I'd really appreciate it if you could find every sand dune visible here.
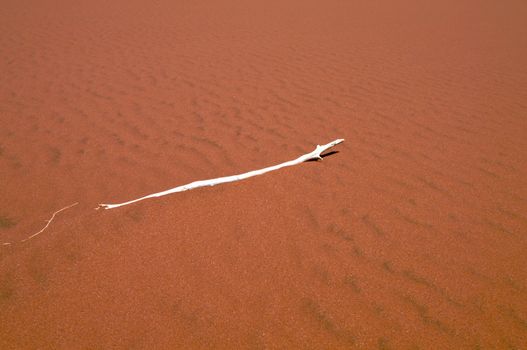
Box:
[1,0,527,348]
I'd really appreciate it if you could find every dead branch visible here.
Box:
[97,139,344,210]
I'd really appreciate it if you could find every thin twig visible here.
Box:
[21,202,79,242]
[97,139,344,210]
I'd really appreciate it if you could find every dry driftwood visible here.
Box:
[97,139,344,210]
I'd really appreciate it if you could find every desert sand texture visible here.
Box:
[1,0,527,348]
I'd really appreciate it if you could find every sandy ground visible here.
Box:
[1,0,527,348]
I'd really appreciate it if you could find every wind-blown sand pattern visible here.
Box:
[1,0,527,348]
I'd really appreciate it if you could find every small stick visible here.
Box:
[21,202,79,242]
[97,139,344,210]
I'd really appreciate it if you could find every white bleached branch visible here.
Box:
[21,202,79,242]
[97,139,344,210]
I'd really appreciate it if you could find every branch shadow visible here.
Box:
[306,150,340,162]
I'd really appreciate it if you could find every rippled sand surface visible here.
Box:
[1,0,526,348]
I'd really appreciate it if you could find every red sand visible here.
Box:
[1,0,527,348]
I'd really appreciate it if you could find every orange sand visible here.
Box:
[1,0,527,348]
